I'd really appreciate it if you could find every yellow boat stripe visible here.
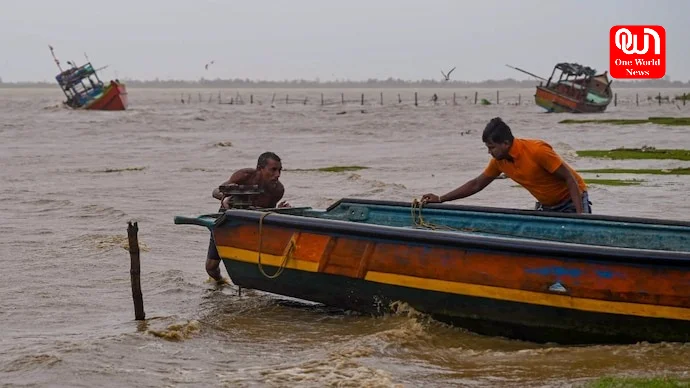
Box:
[217,245,319,272]
[215,245,690,321]
[365,271,690,321]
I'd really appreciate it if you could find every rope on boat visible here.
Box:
[411,199,466,231]
[410,199,587,244]
[257,211,295,279]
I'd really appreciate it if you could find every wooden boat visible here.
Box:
[509,62,613,113]
[175,198,690,344]
[49,46,128,111]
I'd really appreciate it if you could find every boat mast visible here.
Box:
[545,66,558,87]
[504,64,547,82]
[49,45,73,101]
[48,45,64,73]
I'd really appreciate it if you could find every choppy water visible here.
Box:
[1,87,689,387]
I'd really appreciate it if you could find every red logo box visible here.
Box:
[610,25,666,79]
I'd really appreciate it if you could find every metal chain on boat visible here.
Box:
[257,212,295,279]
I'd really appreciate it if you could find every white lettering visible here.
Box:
[634,58,661,66]
[625,69,651,76]
[615,27,661,55]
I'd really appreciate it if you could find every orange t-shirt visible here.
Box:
[482,138,587,206]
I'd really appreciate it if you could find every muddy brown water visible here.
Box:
[1,88,689,387]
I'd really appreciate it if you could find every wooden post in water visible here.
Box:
[518,94,521,105]
[684,93,687,106]
[496,90,499,104]
[414,92,418,106]
[286,94,289,104]
[658,92,662,105]
[453,92,456,105]
[198,93,202,103]
[397,94,401,103]
[361,93,364,105]
[474,92,478,105]
[341,93,344,105]
[127,221,145,321]
[614,93,617,107]
[380,92,383,105]
[321,93,324,106]
[636,93,639,106]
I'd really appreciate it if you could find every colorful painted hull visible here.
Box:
[84,81,128,111]
[175,199,690,344]
[535,86,610,113]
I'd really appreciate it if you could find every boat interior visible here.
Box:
[266,199,690,253]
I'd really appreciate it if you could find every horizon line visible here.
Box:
[1,77,688,88]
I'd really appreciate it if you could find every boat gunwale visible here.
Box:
[535,85,611,107]
[216,207,690,266]
[326,198,690,227]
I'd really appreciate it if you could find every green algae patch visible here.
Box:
[100,166,146,173]
[648,117,690,125]
[559,119,649,125]
[513,178,643,187]
[579,167,690,175]
[288,165,370,173]
[576,148,690,161]
[585,178,643,186]
[560,117,690,126]
[586,376,690,388]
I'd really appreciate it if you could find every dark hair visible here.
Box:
[482,117,514,144]
[257,152,281,168]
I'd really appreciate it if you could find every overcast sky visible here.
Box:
[1,0,687,82]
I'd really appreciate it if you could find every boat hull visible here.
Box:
[224,259,690,344]
[84,81,128,111]
[535,86,609,113]
[178,199,690,344]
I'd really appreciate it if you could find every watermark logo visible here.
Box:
[610,25,665,79]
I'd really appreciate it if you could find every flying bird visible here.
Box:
[441,66,456,81]
[205,60,215,70]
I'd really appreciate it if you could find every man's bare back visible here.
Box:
[206,152,288,283]
[217,168,285,209]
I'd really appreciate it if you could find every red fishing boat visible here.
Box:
[49,46,128,111]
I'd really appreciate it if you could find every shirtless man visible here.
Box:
[206,152,289,282]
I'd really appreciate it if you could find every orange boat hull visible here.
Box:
[85,81,128,111]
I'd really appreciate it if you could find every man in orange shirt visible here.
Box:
[422,117,591,213]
